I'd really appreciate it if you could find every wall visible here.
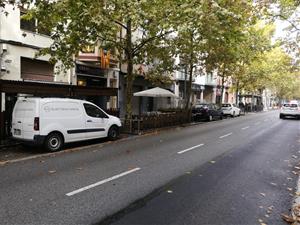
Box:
[0,5,71,83]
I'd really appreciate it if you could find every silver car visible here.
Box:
[221,103,241,117]
[279,103,300,119]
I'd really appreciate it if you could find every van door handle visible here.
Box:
[17,121,22,123]
[87,120,92,122]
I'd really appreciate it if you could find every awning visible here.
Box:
[0,79,117,96]
[133,87,178,98]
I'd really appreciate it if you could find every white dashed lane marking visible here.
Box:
[177,144,205,154]
[219,133,233,139]
[66,167,141,196]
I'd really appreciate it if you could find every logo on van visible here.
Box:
[44,106,79,112]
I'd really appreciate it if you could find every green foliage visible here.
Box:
[2,0,299,111]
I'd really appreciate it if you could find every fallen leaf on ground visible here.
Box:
[287,187,293,192]
[48,170,56,174]
[292,205,300,217]
[40,160,45,163]
[265,214,270,218]
[186,171,191,174]
[295,192,300,196]
[260,193,266,197]
[281,213,295,223]
[295,166,300,170]
[292,171,298,175]
[270,182,277,186]
[167,190,173,193]
[210,161,216,164]
[292,155,298,159]
[267,210,272,214]
[287,177,293,181]
[259,206,264,209]
[258,219,263,223]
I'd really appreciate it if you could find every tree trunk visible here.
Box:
[185,61,193,109]
[125,19,133,120]
[220,75,225,106]
[235,80,239,104]
[185,31,194,110]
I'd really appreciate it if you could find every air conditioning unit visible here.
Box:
[1,65,6,72]
[0,43,7,54]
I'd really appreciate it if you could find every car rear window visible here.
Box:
[194,104,208,108]
[283,104,298,108]
[222,104,231,107]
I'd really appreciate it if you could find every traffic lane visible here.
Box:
[0,111,280,224]
[2,118,282,223]
[0,111,281,224]
[0,110,277,196]
[108,116,300,225]
[0,110,273,165]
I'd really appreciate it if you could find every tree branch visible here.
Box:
[132,30,174,56]
[114,20,127,30]
[268,12,300,31]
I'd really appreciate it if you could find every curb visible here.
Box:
[291,176,300,224]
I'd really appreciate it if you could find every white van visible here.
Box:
[11,98,122,151]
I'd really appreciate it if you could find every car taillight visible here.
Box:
[34,117,39,131]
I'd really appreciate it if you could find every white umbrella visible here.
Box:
[133,87,178,98]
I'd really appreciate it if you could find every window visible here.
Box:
[20,11,36,32]
[283,104,298,108]
[20,11,51,36]
[84,103,108,118]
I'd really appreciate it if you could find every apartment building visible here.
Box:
[0,5,118,140]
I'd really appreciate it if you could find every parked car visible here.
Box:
[192,103,223,122]
[221,103,241,117]
[279,103,300,119]
[11,98,122,151]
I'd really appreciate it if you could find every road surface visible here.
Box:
[0,111,299,225]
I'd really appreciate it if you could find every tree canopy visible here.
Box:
[1,0,299,112]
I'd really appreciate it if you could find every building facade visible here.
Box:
[0,5,118,140]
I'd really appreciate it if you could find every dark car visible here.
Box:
[192,103,223,122]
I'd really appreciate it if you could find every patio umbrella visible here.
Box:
[133,87,178,98]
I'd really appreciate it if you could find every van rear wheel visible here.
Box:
[108,126,119,141]
[45,132,63,152]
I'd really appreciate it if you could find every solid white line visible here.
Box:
[177,144,205,154]
[66,167,141,196]
[242,126,250,130]
[219,133,233,139]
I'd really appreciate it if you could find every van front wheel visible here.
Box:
[45,132,64,152]
[108,126,119,141]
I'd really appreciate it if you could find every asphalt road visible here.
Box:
[0,111,299,225]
